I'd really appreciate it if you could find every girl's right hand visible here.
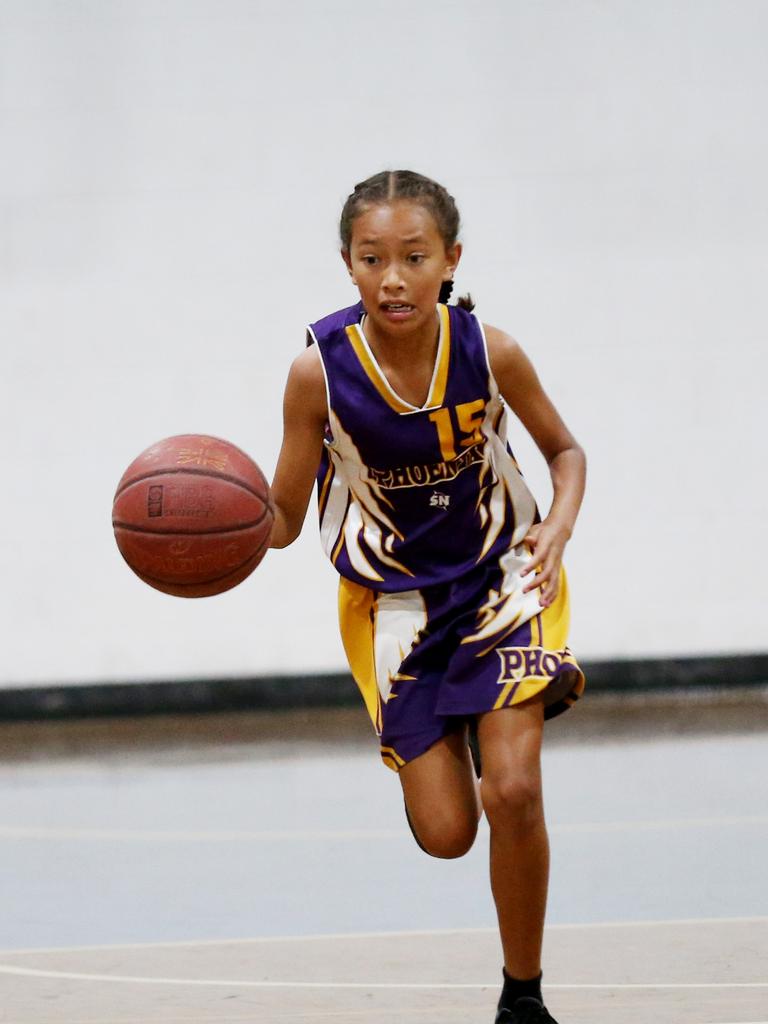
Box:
[520,518,571,608]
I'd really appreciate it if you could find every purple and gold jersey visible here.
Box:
[308,301,584,772]
[310,301,538,593]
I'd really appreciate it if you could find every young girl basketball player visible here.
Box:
[269,170,586,1024]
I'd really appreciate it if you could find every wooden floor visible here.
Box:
[2,688,767,1023]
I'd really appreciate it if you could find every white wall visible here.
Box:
[1,1,766,686]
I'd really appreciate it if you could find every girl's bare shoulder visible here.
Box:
[481,322,530,380]
[483,325,528,366]
[284,344,327,420]
[289,342,324,382]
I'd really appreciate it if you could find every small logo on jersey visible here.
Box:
[429,491,450,510]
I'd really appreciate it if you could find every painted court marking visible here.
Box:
[2,915,765,956]
[0,826,406,842]
[1,814,767,843]
[1,918,766,992]
[0,964,767,990]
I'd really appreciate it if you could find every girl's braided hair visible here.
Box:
[339,170,474,311]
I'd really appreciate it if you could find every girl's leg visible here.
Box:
[477,700,548,979]
[398,725,482,859]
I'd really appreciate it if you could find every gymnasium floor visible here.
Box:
[1,687,767,1024]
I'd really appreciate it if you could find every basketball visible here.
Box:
[112,434,273,597]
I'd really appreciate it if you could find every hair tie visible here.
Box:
[439,279,454,304]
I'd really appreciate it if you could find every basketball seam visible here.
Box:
[130,535,271,592]
[113,467,270,504]
[112,508,272,536]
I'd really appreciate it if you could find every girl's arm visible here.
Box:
[485,325,586,608]
[269,346,328,549]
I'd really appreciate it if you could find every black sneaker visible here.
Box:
[495,997,559,1023]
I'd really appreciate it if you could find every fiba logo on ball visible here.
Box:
[147,485,164,517]
[164,483,216,517]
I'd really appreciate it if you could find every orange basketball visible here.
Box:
[112,434,273,597]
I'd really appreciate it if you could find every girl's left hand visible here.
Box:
[520,519,571,608]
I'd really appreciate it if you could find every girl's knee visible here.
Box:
[480,774,543,831]
[405,802,478,859]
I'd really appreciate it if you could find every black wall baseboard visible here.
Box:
[0,653,765,722]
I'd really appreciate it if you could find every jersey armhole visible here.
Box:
[472,313,502,403]
[306,324,335,443]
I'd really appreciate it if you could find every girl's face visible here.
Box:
[343,200,461,339]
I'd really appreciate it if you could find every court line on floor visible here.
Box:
[1,814,767,843]
[0,1016,549,1024]
[0,963,767,990]
[2,915,765,956]
[14,1012,768,1024]
[0,825,406,842]
[18,1016,463,1024]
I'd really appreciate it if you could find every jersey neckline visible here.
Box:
[343,304,451,416]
